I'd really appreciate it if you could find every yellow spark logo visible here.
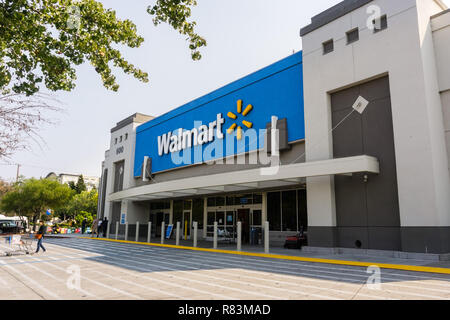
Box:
[227,100,253,140]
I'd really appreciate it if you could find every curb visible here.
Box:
[79,237,450,275]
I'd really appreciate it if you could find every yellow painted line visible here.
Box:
[80,237,450,275]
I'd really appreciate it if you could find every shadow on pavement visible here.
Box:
[44,237,450,286]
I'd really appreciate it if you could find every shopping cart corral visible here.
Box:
[0,234,35,256]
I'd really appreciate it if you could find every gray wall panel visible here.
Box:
[401,227,450,254]
[331,76,401,251]
[307,227,338,247]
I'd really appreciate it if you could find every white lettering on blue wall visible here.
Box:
[157,113,225,156]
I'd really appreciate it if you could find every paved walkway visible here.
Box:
[1,237,449,300]
[83,234,450,269]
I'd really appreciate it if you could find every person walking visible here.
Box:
[81,218,87,234]
[35,221,46,254]
[97,219,102,238]
[91,218,98,238]
[102,217,108,238]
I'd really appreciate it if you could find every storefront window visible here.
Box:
[216,196,225,207]
[207,212,216,225]
[226,211,234,225]
[183,200,192,211]
[192,199,204,229]
[225,196,234,206]
[150,201,170,210]
[252,210,262,226]
[236,194,253,205]
[216,211,225,226]
[297,189,308,231]
[173,200,183,223]
[150,202,162,210]
[282,190,297,231]
[253,194,262,204]
[267,192,281,231]
[207,197,216,207]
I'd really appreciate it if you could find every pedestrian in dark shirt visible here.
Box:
[102,217,108,238]
[97,219,102,238]
[35,221,46,254]
[81,218,87,234]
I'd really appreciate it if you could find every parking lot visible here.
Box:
[1,237,450,300]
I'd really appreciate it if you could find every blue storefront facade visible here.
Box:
[101,52,310,246]
[134,52,305,176]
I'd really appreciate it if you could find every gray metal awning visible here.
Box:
[107,155,379,202]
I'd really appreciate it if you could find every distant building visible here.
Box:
[46,172,99,191]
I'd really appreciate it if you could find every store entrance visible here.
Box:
[152,211,169,237]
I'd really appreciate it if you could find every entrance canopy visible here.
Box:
[108,155,379,202]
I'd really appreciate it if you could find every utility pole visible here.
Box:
[16,164,21,182]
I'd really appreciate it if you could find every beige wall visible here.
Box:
[103,121,148,224]
[432,10,450,92]
[441,90,450,170]
[432,10,450,171]
[302,0,450,227]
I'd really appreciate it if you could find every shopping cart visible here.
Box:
[0,234,35,256]
[217,227,234,244]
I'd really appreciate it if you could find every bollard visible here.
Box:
[125,222,129,241]
[175,221,180,246]
[176,221,180,246]
[147,221,152,243]
[106,221,111,239]
[264,221,269,253]
[213,221,218,249]
[135,221,140,242]
[115,221,119,240]
[193,221,198,247]
[161,221,165,244]
[237,221,242,252]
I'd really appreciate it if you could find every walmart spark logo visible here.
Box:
[227,100,253,140]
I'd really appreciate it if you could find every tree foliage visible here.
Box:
[75,210,93,227]
[75,174,87,194]
[0,178,74,226]
[148,0,206,61]
[0,0,206,96]
[67,189,97,218]
[0,0,149,96]
[0,0,205,158]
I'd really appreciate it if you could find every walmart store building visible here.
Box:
[98,0,450,255]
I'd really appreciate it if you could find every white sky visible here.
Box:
[1,0,449,181]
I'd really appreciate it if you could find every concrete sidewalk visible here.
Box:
[84,235,450,271]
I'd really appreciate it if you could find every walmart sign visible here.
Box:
[158,113,226,156]
[134,52,305,175]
